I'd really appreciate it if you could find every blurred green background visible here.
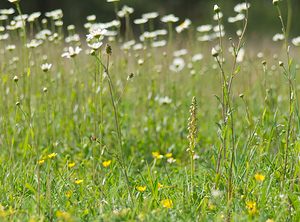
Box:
[2,0,300,37]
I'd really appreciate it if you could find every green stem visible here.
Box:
[94,54,134,206]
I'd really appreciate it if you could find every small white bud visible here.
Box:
[273,0,279,6]
[127,73,134,80]
[279,61,284,67]
[214,4,221,13]
[13,75,19,82]
[211,48,219,57]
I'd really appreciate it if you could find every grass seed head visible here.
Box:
[187,96,198,153]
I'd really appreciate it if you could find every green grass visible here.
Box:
[1,1,300,221]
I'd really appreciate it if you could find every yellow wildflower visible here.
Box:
[75,179,83,185]
[102,160,112,168]
[56,211,72,221]
[47,153,57,159]
[158,182,163,189]
[161,199,173,209]
[266,219,274,222]
[65,190,72,198]
[208,202,216,211]
[165,153,172,158]
[246,201,258,215]
[38,159,45,165]
[68,162,76,168]
[254,173,265,182]
[0,205,14,217]
[152,151,163,159]
[136,186,146,192]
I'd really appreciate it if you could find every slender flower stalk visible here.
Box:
[187,96,197,200]
[93,44,134,206]
[212,3,249,218]
[274,0,295,188]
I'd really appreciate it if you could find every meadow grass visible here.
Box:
[0,0,300,221]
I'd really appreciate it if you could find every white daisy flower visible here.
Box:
[197,24,212,33]
[41,63,52,72]
[234,2,251,13]
[292,36,300,46]
[169,57,185,72]
[175,19,192,33]
[161,14,179,23]
[142,12,159,20]
[272,33,284,42]
[61,46,82,58]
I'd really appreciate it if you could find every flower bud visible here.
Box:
[8,0,20,4]
[279,61,284,67]
[89,49,96,56]
[214,4,220,13]
[13,75,19,82]
[106,44,112,55]
[273,0,279,6]
[127,73,134,80]
[211,48,219,57]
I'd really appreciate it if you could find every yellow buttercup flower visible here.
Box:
[152,151,163,159]
[68,162,76,168]
[165,153,172,158]
[208,202,216,211]
[102,160,112,168]
[56,211,72,220]
[254,173,265,182]
[158,182,163,189]
[136,186,146,192]
[38,159,45,165]
[47,153,57,159]
[161,199,173,209]
[75,179,83,185]
[65,190,72,198]
[246,201,258,215]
